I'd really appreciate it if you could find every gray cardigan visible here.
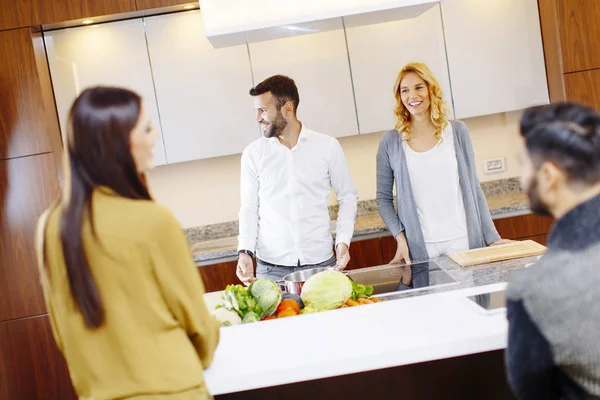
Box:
[376,120,500,262]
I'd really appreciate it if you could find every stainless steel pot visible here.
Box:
[277,267,349,295]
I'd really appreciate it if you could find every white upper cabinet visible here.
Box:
[441,0,549,119]
[144,11,258,164]
[345,5,453,134]
[247,19,359,138]
[44,19,167,166]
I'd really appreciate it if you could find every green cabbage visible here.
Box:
[242,311,260,324]
[249,279,282,317]
[301,270,353,311]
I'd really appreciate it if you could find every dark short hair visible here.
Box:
[249,75,300,113]
[520,102,600,185]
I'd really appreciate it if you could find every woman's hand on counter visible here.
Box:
[489,239,515,246]
[389,232,412,265]
[236,253,256,286]
[335,243,351,270]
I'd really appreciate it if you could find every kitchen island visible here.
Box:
[204,255,538,399]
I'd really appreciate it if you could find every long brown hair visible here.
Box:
[45,87,152,328]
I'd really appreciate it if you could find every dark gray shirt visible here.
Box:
[506,194,600,399]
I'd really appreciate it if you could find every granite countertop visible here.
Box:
[190,187,531,264]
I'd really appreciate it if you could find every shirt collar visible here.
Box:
[298,125,312,142]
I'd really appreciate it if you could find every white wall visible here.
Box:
[146,111,523,229]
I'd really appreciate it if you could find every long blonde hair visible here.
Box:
[393,62,448,141]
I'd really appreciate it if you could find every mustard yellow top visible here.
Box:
[37,188,220,400]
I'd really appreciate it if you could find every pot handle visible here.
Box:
[276,280,287,292]
[326,266,350,276]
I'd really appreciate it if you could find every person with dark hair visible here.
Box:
[36,87,220,400]
[505,102,600,399]
[236,75,358,284]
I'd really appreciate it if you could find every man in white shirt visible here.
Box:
[236,75,358,284]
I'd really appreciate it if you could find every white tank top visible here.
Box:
[402,124,468,243]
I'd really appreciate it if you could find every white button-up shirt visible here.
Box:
[238,127,358,266]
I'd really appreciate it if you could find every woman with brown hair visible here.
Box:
[377,62,509,265]
[36,87,220,400]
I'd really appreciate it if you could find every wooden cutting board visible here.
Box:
[448,240,547,267]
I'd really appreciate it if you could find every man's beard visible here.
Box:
[527,175,553,217]
[263,110,287,138]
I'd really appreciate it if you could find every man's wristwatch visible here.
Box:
[238,249,254,258]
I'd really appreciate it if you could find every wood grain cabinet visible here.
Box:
[0,316,77,400]
[198,260,240,293]
[557,0,600,74]
[0,28,53,160]
[564,69,600,111]
[492,214,554,244]
[0,154,60,321]
[0,0,136,31]
[136,0,194,10]
[346,238,384,270]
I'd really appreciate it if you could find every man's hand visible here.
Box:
[335,243,351,270]
[389,232,411,265]
[490,239,515,246]
[236,253,256,286]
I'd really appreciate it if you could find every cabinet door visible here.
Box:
[441,0,549,119]
[557,0,600,74]
[197,260,240,293]
[345,5,453,134]
[0,316,77,400]
[44,19,167,166]
[493,214,554,240]
[346,237,384,270]
[0,28,53,159]
[248,19,359,138]
[144,11,258,163]
[565,69,600,111]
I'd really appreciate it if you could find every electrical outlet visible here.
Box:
[483,157,506,174]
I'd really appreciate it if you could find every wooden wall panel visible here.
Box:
[564,69,600,111]
[537,0,566,101]
[557,0,600,74]
[0,315,77,400]
[0,154,60,321]
[0,0,136,31]
[136,0,196,11]
[0,28,52,160]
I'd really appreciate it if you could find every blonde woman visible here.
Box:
[376,62,509,264]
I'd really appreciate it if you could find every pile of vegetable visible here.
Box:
[213,272,381,327]
[214,279,282,326]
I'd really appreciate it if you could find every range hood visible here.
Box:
[201,0,441,48]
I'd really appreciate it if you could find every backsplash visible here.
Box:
[184,177,523,242]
